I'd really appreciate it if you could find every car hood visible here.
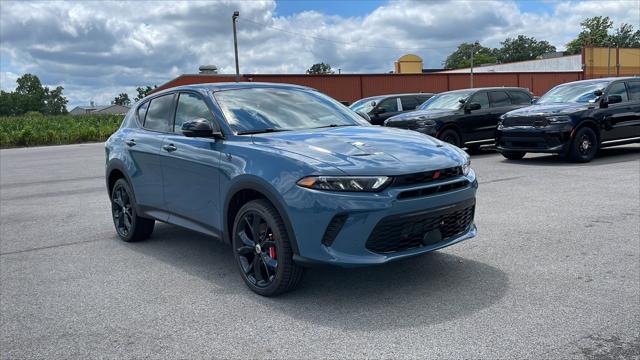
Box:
[385,109,456,124]
[505,103,594,117]
[250,126,466,176]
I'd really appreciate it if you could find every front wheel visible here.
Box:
[438,129,461,147]
[568,127,598,163]
[232,199,304,296]
[500,151,526,160]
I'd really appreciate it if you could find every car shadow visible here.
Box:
[120,223,509,330]
[499,144,640,167]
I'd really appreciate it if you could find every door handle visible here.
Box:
[163,144,177,152]
[125,139,136,147]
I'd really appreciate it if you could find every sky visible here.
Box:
[1,0,639,108]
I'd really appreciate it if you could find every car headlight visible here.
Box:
[297,176,392,192]
[462,158,471,176]
[546,115,571,123]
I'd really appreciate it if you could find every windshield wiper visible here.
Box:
[236,128,289,135]
[311,124,358,129]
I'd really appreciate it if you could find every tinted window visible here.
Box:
[137,101,149,123]
[400,96,419,111]
[607,82,629,102]
[416,95,433,104]
[377,98,398,113]
[174,93,215,133]
[469,92,489,109]
[489,91,511,107]
[144,94,174,132]
[628,81,640,101]
[509,91,532,105]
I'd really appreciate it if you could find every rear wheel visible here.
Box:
[500,151,526,160]
[110,178,154,242]
[439,129,461,147]
[568,127,598,163]
[232,199,304,296]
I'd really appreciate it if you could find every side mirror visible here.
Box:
[181,118,220,138]
[370,101,377,107]
[356,111,371,122]
[594,89,603,97]
[467,103,482,111]
[606,95,622,105]
[531,97,539,104]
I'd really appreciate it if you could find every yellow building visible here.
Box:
[394,54,423,74]
[583,47,640,78]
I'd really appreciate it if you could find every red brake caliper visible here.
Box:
[268,233,277,260]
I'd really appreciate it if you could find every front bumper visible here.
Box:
[282,171,478,267]
[496,124,573,153]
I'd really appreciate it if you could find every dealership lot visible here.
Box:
[1,142,638,358]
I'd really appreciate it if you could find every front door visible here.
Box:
[459,91,492,142]
[161,92,223,233]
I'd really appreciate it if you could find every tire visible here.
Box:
[500,151,526,160]
[110,178,155,242]
[568,127,599,163]
[232,199,304,296]
[438,128,461,147]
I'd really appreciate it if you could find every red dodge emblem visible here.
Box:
[432,170,441,179]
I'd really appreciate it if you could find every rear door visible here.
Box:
[400,96,420,112]
[161,91,224,233]
[486,90,520,140]
[126,93,175,217]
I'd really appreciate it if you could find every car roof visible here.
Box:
[354,93,435,102]
[551,77,637,87]
[151,82,316,96]
[441,87,531,95]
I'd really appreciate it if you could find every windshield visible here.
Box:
[418,91,473,110]
[349,97,380,114]
[215,88,368,133]
[537,81,610,104]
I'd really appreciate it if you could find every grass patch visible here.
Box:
[0,113,124,148]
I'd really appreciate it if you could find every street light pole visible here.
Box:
[470,42,475,88]
[232,11,240,82]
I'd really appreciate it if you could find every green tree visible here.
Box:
[43,86,68,115]
[0,91,22,116]
[134,85,157,102]
[113,93,131,106]
[15,74,46,113]
[444,42,497,69]
[566,16,614,54]
[497,35,556,63]
[306,62,334,74]
[610,23,640,48]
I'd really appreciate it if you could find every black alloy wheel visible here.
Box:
[110,178,154,242]
[233,199,303,296]
[568,127,598,163]
[439,129,461,147]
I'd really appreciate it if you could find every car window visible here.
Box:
[607,82,629,102]
[468,92,489,109]
[416,95,433,104]
[144,94,174,132]
[628,81,640,101]
[377,98,399,113]
[174,93,215,133]
[137,101,149,123]
[400,96,419,111]
[489,91,511,107]
[508,91,532,105]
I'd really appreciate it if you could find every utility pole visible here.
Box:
[607,43,611,77]
[470,42,475,88]
[232,11,240,82]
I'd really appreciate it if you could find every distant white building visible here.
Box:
[69,104,130,116]
[439,54,582,73]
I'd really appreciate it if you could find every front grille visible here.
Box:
[366,201,475,253]
[502,116,548,127]
[392,167,462,187]
[397,179,469,199]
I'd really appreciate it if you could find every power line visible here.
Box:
[241,18,459,52]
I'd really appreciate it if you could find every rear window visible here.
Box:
[400,96,419,111]
[508,91,532,105]
[144,94,174,132]
[489,91,511,107]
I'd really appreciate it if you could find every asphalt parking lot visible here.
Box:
[1,142,639,359]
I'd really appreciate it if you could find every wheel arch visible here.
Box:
[571,118,601,144]
[436,123,463,143]
[106,159,134,196]
[223,177,300,255]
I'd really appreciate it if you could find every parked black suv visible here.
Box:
[496,77,640,162]
[384,87,533,150]
[349,93,434,125]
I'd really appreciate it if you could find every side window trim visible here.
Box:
[397,97,403,112]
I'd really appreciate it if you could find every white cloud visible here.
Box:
[0,0,638,107]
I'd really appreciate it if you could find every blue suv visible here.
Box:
[105,83,478,296]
